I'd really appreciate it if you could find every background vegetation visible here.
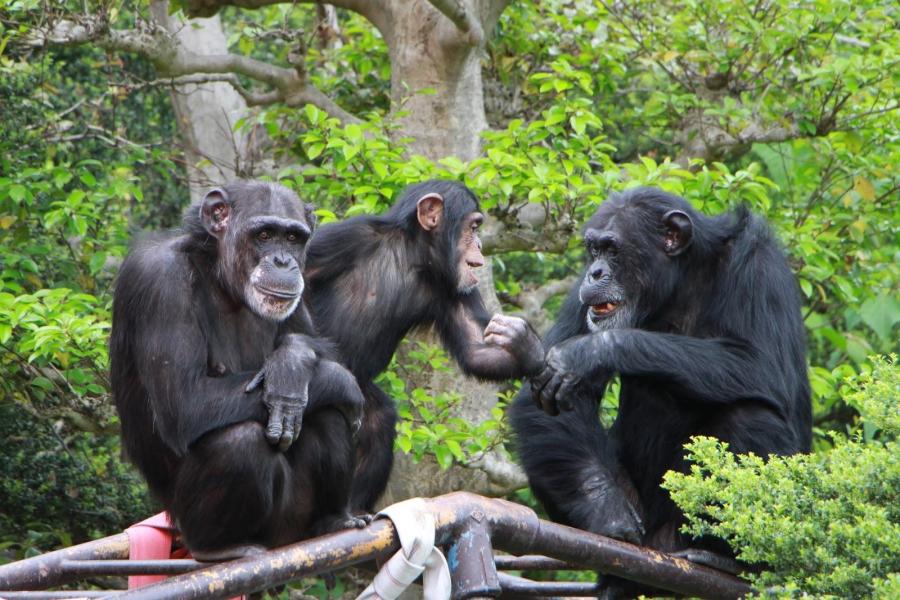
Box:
[0,0,897,595]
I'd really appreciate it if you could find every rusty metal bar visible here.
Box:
[493,555,574,571]
[112,518,399,599]
[0,492,751,599]
[449,521,501,599]
[59,560,204,576]
[428,493,750,600]
[497,572,598,597]
[0,533,130,591]
[0,592,111,599]
[496,518,749,599]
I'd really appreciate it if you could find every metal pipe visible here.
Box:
[0,592,111,599]
[498,517,751,600]
[498,572,598,597]
[111,518,399,600]
[0,533,130,591]
[59,560,205,576]
[492,555,574,571]
[0,493,751,599]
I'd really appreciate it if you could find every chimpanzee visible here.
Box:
[304,180,545,511]
[510,187,811,592]
[110,181,368,560]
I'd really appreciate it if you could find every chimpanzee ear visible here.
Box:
[662,209,693,256]
[416,193,444,232]
[304,203,317,232]
[200,188,230,238]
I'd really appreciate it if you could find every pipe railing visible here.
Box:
[0,492,751,599]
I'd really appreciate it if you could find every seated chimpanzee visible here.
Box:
[110,181,368,560]
[510,187,811,594]
[304,180,545,511]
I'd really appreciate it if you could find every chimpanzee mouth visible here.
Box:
[254,285,300,300]
[589,301,621,318]
[464,262,481,285]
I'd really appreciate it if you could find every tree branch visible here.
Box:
[183,0,382,22]
[29,16,360,124]
[506,275,578,334]
[425,0,485,44]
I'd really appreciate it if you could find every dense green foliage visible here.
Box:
[664,356,899,598]
[0,3,897,589]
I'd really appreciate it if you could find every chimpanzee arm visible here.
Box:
[437,291,544,379]
[131,284,267,456]
[534,329,780,415]
[305,359,365,435]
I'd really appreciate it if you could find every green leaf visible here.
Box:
[31,377,54,391]
[859,295,900,342]
[434,445,453,469]
[8,184,28,204]
[306,143,325,160]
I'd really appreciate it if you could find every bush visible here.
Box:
[663,356,899,598]
[0,403,153,559]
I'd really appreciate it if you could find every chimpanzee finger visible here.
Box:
[292,411,304,442]
[557,377,577,411]
[484,324,516,342]
[531,366,554,396]
[489,314,522,327]
[483,332,514,347]
[265,403,283,446]
[546,373,564,405]
[278,417,294,452]
[540,373,564,415]
[245,369,266,393]
[483,321,509,340]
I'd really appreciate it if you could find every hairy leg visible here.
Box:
[170,421,285,556]
[279,408,370,544]
[510,386,644,543]
[350,383,397,512]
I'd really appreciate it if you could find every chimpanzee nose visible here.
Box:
[590,265,604,280]
[273,252,291,268]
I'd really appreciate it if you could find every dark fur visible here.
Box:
[510,187,811,593]
[305,180,542,510]
[110,181,365,553]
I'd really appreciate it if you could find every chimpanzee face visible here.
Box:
[580,223,634,333]
[579,197,694,333]
[456,212,485,294]
[240,215,312,321]
[415,191,485,295]
[201,183,315,322]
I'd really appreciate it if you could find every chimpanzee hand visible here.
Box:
[531,336,611,415]
[482,314,545,375]
[245,334,317,451]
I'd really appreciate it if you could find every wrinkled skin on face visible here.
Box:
[457,212,485,294]
[241,217,312,322]
[201,187,314,322]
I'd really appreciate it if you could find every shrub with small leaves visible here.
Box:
[663,355,899,598]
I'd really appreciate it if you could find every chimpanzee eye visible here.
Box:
[257,230,270,241]
[286,232,297,242]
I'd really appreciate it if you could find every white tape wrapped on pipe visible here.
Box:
[356,498,451,600]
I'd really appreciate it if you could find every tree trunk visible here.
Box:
[149,1,251,201]
[384,3,487,160]
[376,0,526,505]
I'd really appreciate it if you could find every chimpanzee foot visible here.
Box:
[671,548,743,575]
[315,512,373,536]
[191,543,267,562]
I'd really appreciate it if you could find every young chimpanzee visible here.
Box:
[110,181,368,560]
[510,187,811,593]
[304,180,545,511]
